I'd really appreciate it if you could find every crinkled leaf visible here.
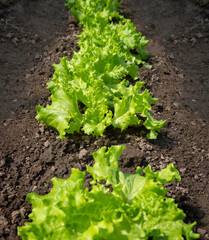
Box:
[82,106,113,136]
[36,89,82,139]
[143,111,167,139]
[87,145,125,185]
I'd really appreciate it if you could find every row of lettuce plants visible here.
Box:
[18,0,199,239]
[36,0,166,139]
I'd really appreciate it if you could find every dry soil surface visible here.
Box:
[0,0,209,239]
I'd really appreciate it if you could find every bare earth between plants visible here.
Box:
[0,0,209,239]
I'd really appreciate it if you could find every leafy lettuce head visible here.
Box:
[18,145,199,240]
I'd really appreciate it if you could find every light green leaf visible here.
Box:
[87,145,125,185]
[143,111,167,139]
[36,89,82,139]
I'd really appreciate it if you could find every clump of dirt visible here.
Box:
[0,0,209,239]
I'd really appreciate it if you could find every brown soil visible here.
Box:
[0,0,209,239]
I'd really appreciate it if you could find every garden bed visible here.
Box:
[0,0,209,239]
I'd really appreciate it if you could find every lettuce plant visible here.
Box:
[36,0,166,139]
[18,145,199,240]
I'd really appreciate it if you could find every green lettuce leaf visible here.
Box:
[36,89,82,139]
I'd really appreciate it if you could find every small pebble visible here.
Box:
[191,38,197,45]
[197,228,207,236]
[178,73,184,79]
[11,210,20,224]
[79,149,87,159]
[205,233,209,239]
[44,140,50,148]
[12,37,19,45]
[31,39,36,44]
[51,166,56,172]
[179,168,186,175]
[32,185,38,192]
[25,74,31,79]
[169,53,174,59]
[0,159,6,167]
[35,53,40,59]
[0,172,5,177]
[7,32,13,38]
[19,207,26,218]
[197,33,203,38]
[194,175,199,180]
[173,102,179,107]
